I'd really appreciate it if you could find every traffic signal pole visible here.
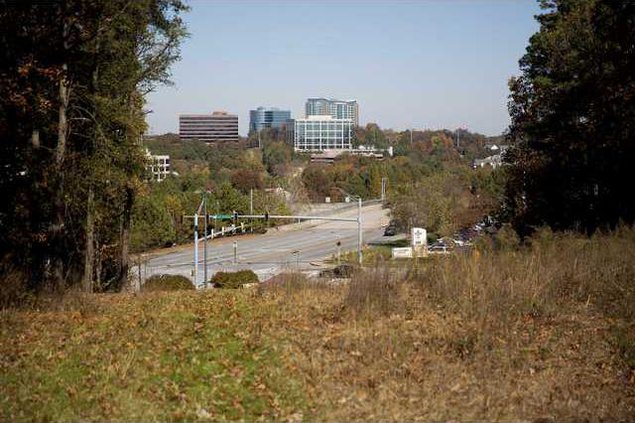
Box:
[192,198,205,286]
[203,196,208,287]
[193,213,198,282]
[358,197,363,265]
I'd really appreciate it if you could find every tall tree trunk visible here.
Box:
[55,64,69,168]
[51,61,70,291]
[83,29,101,293]
[48,4,72,291]
[82,187,94,292]
[95,243,102,290]
[117,186,134,290]
[31,129,40,148]
[116,91,140,291]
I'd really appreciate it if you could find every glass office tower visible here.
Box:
[249,107,292,132]
[305,98,359,126]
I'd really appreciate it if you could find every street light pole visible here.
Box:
[335,187,364,266]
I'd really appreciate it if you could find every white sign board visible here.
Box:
[412,227,427,247]
[392,247,413,259]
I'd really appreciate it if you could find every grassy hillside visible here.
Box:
[2,229,634,421]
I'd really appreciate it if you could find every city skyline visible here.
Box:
[145,1,541,137]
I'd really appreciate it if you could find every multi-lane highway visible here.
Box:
[137,202,390,286]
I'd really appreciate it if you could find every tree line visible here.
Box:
[0,0,187,294]
[144,129,506,246]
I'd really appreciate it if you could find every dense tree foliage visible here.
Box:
[505,0,635,234]
[0,0,187,292]
[298,131,505,237]
[136,140,292,252]
[141,125,504,248]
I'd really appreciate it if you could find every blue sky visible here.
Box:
[145,0,542,136]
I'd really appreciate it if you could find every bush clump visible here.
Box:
[211,270,259,289]
[142,274,195,292]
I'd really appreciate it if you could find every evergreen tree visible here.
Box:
[505,0,635,234]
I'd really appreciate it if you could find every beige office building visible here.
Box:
[179,111,239,142]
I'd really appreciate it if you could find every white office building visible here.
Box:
[146,151,170,182]
[292,115,353,151]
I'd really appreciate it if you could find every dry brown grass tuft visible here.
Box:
[344,261,404,318]
[261,227,635,420]
[411,226,635,324]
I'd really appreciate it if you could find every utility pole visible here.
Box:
[410,128,413,145]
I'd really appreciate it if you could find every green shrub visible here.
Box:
[142,274,195,292]
[211,270,259,289]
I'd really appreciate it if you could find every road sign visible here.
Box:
[412,227,427,247]
[392,247,413,258]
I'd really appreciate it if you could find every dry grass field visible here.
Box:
[1,228,634,421]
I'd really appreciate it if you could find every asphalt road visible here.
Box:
[138,203,390,286]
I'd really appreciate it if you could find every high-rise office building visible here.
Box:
[179,111,239,142]
[249,107,292,132]
[292,115,353,151]
[305,98,359,126]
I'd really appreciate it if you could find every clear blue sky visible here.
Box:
[145,0,541,136]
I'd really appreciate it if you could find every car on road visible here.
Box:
[383,225,397,236]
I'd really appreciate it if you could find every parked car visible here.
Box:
[428,241,450,254]
[383,225,397,236]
